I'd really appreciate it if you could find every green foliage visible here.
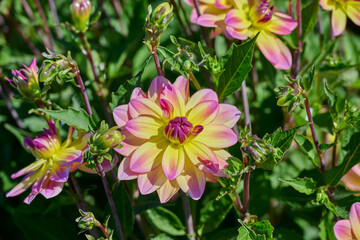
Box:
[279,177,317,195]
[301,0,320,40]
[145,207,186,236]
[237,220,274,240]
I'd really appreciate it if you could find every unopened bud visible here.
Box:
[76,210,99,231]
[70,0,91,32]
[94,129,123,151]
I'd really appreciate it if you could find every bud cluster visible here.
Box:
[76,209,100,233]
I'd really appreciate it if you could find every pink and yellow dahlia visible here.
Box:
[334,202,360,239]
[184,0,236,38]
[341,163,360,195]
[113,76,240,203]
[6,121,90,204]
[224,0,297,69]
[320,0,360,36]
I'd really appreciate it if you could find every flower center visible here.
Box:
[164,117,203,144]
[249,1,273,24]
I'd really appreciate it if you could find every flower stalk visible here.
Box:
[181,192,195,240]
[72,66,93,116]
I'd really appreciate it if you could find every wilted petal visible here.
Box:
[118,157,137,180]
[210,103,241,127]
[332,7,347,36]
[195,125,238,148]
[184,141,219,174]
[126,116,162,139]
[113,105,129,128]
[349,202,360,239]
[138,167,167,194]
[334,220,354,240]
[162,144,185,180]
[157,179,179,203]
[213,149,231,177]
[187,100,219,126]
[267,11,297,35]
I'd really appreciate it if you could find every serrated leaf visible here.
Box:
[38,108,94,132]
[225,157,245,176]
[323,79,338,122]
[145,207,186,236]
[279,177,317,195]
[157,47,186,76]
[252,220,274,238]
[217,35,257,99]
[325,121,360,186]
[294,134,317,166]
[301,0,320,40]
[109,57,150,110]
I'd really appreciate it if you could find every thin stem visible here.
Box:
[330,12,335,41]
[48,0,63,39]
[0,84,24,129]
[291,0,302,78]
[79,32,112,123]
[177,0,194,35]
[331,133,339,168]
[95,158,124,240]
[287,0,292,17]
[304,97,325,172]
[181,192,195,240]
[170,0,191,36]
[192,0,210,47]
[241,81,251,134]
[151,47,164,76]
[34,0,54,50]
[234,192,243,213]
[98,224,110,238]
[189,72,202,91]
[73,66,93,116]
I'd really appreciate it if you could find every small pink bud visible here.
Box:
[70,0,92,32]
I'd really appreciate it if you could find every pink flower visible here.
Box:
[341,163,360,195]
[224,0,297,69]
[113,76,240,203]
[6,121,90,204]
[334,202,360,239]
[320,0,360,36]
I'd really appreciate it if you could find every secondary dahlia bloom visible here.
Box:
[320,0,360,36]
[224,0,297,69]
[184,0,235,38]
[113,76,240,203]
[6,121,90,204]
[341,163,360,195]
[334,202,360,239]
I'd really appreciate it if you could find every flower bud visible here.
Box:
[70,0,91,32]
[94,129,123,151]
[76,210,100,231]
[153,3,173,28]
[5,58,41,101]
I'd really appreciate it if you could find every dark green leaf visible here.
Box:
[319,212,336,240]
[279,177,317,195]
[252,220,274,238]
[320,143,338,152]
[313,112,334,134]
[225,157,245,176]
[149,233,177,240]
[323,79,338,122]
[217,35,257,99]
[325,121,360,186]
[294,134,317,166]
[4,123,32,149]
[301,65,315,92]
[209,228,238,240]
[145,207,186,236]
[301,0,320,40]
[38,107,94,132]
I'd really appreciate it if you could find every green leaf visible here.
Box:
[157,47,186,77]
[217,35,257,99]
[312,188,338,215]
[294,134,317,166]
[301,0,320,40]
[323,79,338,123]
[145,207,186,236]
[198,197,232,235]
[319,143,337,152]
[38,108,94,132]
[109,56,151,110]
[313,112,334,134]
[252,220,274,239]
[4,123,32,150]
[301,65,315,92]
[225,157,245,176]
[319,212,336,240]
[325,121,360,186]
[279,177,317,195]
[209,228,239,240]
[149,233,177,240]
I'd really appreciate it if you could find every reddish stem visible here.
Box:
[73,67,93,116]
[98,224,110,238]
[181,192,195,240]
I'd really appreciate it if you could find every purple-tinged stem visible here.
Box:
[2,12,42,56]
[330,12,335,41]
[98,223,110,238]
[95,157,125,240]
[72,66,93,116]
[181,191,195,240]
[170,0,191,36]
[331,133,339,168]
[0,84,24,129]
[193,0,210,47]
[110,0,127,36]
[150,38,164,76]
[177,0,194,35]
[291,0,302,78]
[79,32,112,123]
[288,0,292,17]
[34,0,54,50]
[48,0,63,39]
[304,97,325,173]
[241,81,251,135]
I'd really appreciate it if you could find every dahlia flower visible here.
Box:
[6,121,90,204]
[113,76,240,203]
[334,202,360,239]
[320,0,360,36]
[341,163,360,195]
[224,0,297,69]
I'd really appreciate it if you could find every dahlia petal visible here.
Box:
[49,164,71,182]
[160,84,186,117]
[210,103,241,127]
[195,125,238,148]
[113,105,129,128]
[129,97,163,119]
[176,159,206,200]
[40,180,64,199]
[69,132,90,150]
[24,191,38,204]
[130,87,147,100]
[334,220,354,240]
[225,9,251,29]
[126,116,162,139]
[55,149,82,166]
[184,141,219,174]
[130,140,166,173]
[174,76,190,102]
[115,129,146,156]
[138,167,167,194]
[10,159,46,179]
[185,89,218,113]
[267,11,297,35]
[257,31,292,70]
[332,7,347,36]
[157,179,179,203]
[341,166,360,192]
[320,0,334,11]
[32,163,52,193]
[187,100,219,126]
[162,144,185,180]
[118,157,137,180]
[350,202,360,239]
[148,76,170,103]
[347,2,360,26]
[213,149,231,177]
[225,26,249,40]
[215,0,231,9]
[197,14,224,27]
[6,173,38,197]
